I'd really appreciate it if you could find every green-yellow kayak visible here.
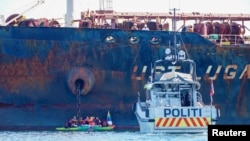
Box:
[56,125,115,131]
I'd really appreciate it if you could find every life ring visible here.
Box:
[67,67,95,95]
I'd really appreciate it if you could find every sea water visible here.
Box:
[0,131,207,141]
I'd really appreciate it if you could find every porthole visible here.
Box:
[105,35,116,43]
[129,36,140,44]
[150,36,162,45]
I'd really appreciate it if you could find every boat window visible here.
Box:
[129,36,140,44]
[154,84,166,91]
[150,36,162,45]
[105,35,116,43]
[180,90,191,107]
[168,84,179,92]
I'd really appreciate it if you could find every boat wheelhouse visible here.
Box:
[134,40,220,133]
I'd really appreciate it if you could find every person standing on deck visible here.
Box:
[131,23,138,30]
[142,24,149,30]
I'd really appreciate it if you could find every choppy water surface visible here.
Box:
[0,131,207,141]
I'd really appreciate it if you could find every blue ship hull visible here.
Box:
[0,26,249,129]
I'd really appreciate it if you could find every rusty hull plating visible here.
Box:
[0,26,250,129]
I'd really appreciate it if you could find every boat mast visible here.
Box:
[170,8,179,63]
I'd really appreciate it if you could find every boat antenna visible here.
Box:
[169,8,179,64]
[169,8,179,32]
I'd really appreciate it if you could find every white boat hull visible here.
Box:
[135,103,219,134]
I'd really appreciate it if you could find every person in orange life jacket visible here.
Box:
[86,116,96,126]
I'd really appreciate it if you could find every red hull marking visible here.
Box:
[175,118,182,127]
[162,118,169,127]
[169,118,176,127]
[156,118,163,127]
[183,118,191,127]
[190,117,197,127]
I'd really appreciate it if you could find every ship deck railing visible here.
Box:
[205,34,250,47]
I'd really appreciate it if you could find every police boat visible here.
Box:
[134,46,220,134]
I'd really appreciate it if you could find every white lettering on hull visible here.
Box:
[131,64,250,80]
[164,108,202,117]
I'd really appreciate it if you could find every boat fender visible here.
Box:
[67,67,95,95]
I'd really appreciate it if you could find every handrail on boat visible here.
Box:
[204,34,250,47]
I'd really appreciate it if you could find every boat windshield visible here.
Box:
[154,60,195,74]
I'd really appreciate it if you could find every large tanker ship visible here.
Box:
[0,0,250,130]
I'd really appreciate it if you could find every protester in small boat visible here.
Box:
[94,117,102,125]
[65,119,71,128]
[102,120,108,127]
[84,116,95,126]
[78,117,86,126]
[85,116,90,125]
[88,116,96,126]
[70,116,78,127]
